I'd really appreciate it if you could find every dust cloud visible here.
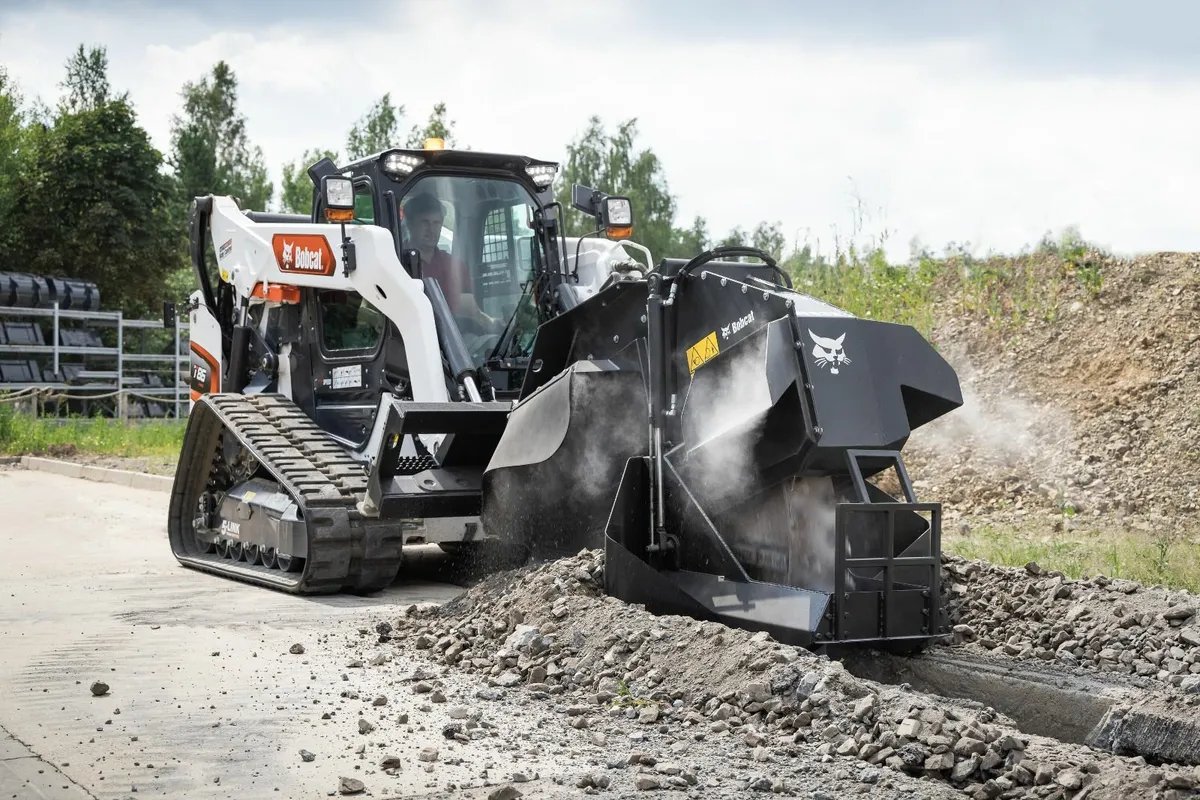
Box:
[906,344,1077,496]
[681,331,849,593]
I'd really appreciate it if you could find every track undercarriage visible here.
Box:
[167,393,405,594]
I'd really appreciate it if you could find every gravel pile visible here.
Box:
[377,550,1200,798]
[942,555,1200,697]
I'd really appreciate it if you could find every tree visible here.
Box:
[7,54,180,316]
[346,93,401,160]
[405,102,458,148]
[167,61,272,212]
[555,116,683,263]
[0,66,30,254]
[279,147,339,215]
[60,44,116,114]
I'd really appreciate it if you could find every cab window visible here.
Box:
[318,290,385,352]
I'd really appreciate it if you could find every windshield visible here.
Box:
[396,174,545,368]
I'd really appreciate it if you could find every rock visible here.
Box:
[418,748,438,762]
[299,749,315,763]
[488,787,523,800]
[358,719,375,735]
[289,643,305,654]
[1164,608,1196,622]
[743,681,771,703]
[337,776,365,795]
[634,775,661,791]
[1056,770,1084,790]
[89,681,109,697]
[952,755,981,782]
[372,695,388,707]
[380,755,402,771]
[447,706,470,720]
[925,751,955,771]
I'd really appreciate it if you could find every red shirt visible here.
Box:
[423,249,473,314]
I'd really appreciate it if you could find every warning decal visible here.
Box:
[686,331,720,376]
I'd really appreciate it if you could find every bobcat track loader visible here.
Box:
[169,140,964,651]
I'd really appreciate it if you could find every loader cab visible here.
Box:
[311,145,566,398]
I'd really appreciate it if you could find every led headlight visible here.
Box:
[383,153,423,176]
[525,164,558,187]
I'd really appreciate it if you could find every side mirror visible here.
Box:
[162,300,177,329]
[400,248,422,279]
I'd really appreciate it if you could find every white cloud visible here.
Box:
[3,0,1200,262]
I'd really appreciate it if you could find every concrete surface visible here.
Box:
[0,468,488,799]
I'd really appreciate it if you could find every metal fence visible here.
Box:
[0,303,189,419]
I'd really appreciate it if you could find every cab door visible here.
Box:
[302,178,410,448]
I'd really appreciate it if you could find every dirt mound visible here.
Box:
[902,250,1200,525]
[372,550,1199,798]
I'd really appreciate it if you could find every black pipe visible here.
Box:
[646,272,670,544]
[422,278,476,385]
[225,323,252,393]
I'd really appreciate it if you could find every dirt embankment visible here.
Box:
[901,251,1200,529]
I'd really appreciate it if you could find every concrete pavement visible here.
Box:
[0,467,472,799]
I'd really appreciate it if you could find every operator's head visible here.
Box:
[403,192,444,254]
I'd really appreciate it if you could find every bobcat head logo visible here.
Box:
[720,324,731,338]
[281,240,294,267]
[809,330,850,375]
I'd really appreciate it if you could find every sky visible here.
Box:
[3,0,1200,263]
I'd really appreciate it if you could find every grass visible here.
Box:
[945,522,1200,594]
[0,403,185,458]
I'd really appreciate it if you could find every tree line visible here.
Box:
[0,44,839,317]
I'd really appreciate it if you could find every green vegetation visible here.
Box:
[0,404,184,458]
[946,522,1200,594]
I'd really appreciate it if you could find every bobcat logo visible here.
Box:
[809,330,850,375]
[281,240,294,268]
[721,324,730,338]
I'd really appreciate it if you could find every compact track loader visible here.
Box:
[169,140,964,651]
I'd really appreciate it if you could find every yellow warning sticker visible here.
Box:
[686,331,720,376]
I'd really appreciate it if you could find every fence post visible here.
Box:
[117,311,125,421]
[52,301,60,376]
[174,309,182,419]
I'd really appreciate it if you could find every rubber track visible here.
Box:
[167,393,403,595]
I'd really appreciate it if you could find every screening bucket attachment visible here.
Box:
[481,246,963,652]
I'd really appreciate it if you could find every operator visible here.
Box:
[402,191,501,333]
